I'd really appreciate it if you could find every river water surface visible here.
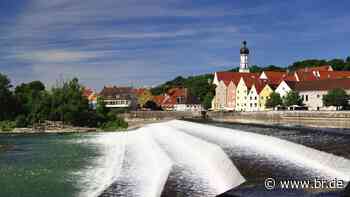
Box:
[0,120,349,197]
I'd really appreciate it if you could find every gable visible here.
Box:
[259,72,268,80]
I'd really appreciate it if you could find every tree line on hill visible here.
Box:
[151,57,350,110]
[0,73,127,132]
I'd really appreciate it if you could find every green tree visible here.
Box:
[15,81,47,117]
[249,65,263,73]
[96,96,109,117]
[264,65,285,72]
[323,88,349,110]
[283,91,303,106]
[50,78,89,126]
[0,73,17,120]
[265,92,283,109]
[346,56,350,64]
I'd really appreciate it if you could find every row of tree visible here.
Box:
[229,57,350,73]
[266,89,349,110]
[0,73,127,130]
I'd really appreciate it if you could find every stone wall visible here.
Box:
[120,111,202,122]
[207,111,350,128]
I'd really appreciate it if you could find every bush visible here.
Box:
[15,115,29,127]
[100,117,128,131]
[0,121,16,132]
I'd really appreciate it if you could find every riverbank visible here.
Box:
[0,119,169,134]
[207,111,350,129]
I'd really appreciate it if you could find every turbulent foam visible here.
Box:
[167,120,350,181]
[117,130,173,197]
[75,120,350,197]
[146,124,245,196]
[77,132,127,197]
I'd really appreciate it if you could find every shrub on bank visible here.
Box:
[0,121,16,132]
[100,117,128,131]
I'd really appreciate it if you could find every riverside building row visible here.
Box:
[211,41,350,111]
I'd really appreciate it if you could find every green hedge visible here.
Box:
[100,117,128,131]
[0,121,16,132]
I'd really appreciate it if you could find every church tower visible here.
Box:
[239,41,250,73]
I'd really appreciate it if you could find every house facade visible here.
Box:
[295,78,350,110]
[275,80,296,98]
[99,86,138,109]
[154,87,203,112]
[258,84,274,111]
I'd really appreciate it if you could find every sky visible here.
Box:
[0,0,350,90]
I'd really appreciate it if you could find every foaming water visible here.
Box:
[100,130,173,197]
[167,120,350,181]
[76,133,126,197]
[147,124,245,196]
[74,120,350,197]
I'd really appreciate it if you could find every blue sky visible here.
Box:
[0,0,349,90]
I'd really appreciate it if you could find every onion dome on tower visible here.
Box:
[240,41,250,54]
[239,41,250,73]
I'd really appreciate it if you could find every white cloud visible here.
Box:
[16,50,101,63]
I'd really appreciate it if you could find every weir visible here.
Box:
[76,120,350,197]
[108,130,173,197]
[147,124,245,196]
[167,120,350,181]
[77,133,127,197]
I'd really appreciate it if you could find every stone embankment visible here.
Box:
[207,111,350,129]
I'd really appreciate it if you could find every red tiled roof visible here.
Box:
[241,75,259,89]
[283,73,298,81]
[100,86,134,99]
[253,80,267,94]
[153,95,165,105]
[261,71,287,85]
[83,88,94,97]
[296,65,332,72]
[294,78,350,91]
[295,71,318,81]
[216,72,259,86]
[317,71,350,80]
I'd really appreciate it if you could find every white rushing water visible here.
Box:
[147,123,245,195]
[114,130,173,197]
[76,120,350,197]
[77,133,127,197]
[167,120,350,181]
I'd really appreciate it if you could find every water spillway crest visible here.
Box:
[167,120,350,182]
[146,124,246,195]
[77,133,127,197]
[75,120,350,197]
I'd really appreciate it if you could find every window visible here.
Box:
[317,94,320,98]
[305,95,309,102]
[255,96,257,100]
[255,103,257,107]
[250,97,252,100]
[250,103,253,107]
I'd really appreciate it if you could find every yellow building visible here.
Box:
[258,84,274,111]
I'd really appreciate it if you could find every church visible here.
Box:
[211,41,259,111]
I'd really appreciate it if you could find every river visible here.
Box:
[0,120,349,197]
